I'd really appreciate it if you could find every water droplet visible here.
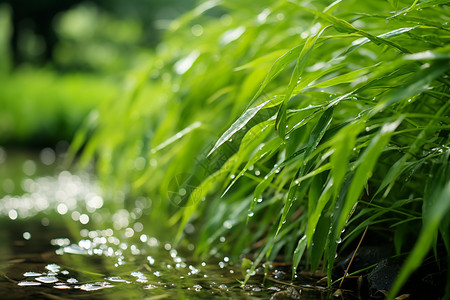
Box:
[24,272,42,277]
[107,277,127,283]
[62,244,88,255]
[193,284,203,291]
[247,211,254,217]
[147,256,155,265]
[153,271,161,277]
[67,278,78,284]
[35,276,58,284]
[79,284,105,291]
[144,284,159,289]
[18,281,41,286]
[53,284,71,289]
[136,276,148,283]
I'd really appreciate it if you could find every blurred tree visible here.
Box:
[1,0,197,66]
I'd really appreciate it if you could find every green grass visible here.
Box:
[0,68,120,146]
[71,0,450,298]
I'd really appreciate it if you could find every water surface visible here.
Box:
[0,148,352,299]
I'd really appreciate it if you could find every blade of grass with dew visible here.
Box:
[221,120,273,192]
[327,117,403,282]
[208,99,272,156]
[275,26,328,138]
[292,235,307,281]
[246,44,304,109]
[224,137,282,198]
[276,107,334,235]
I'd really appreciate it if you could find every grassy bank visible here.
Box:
[71,0,450,298]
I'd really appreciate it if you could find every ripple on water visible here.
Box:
[35,276,59,283]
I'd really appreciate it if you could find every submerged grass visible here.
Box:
[71,0,450,298]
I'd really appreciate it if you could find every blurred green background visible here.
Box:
[0,0,196,147]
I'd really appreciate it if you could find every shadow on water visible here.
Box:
[0,147,355,299]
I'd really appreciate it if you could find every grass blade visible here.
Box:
[208,99,272,156]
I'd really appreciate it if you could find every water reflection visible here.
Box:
[0,150,341,299]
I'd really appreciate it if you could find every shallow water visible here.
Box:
[0,148,355,299]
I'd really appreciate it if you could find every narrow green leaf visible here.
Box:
[277,108,334,235]
[292,235,307,281]
[337,117,404,236]
[313,64,379,88]
[276,171,301,236]
[309,213,330,272]
[208,99,271,156]
[303,107,334,160]
[388,0,399,9]
[221,121,273,195]
[291,4,411,53]
[388,181,450,299]
[330,121,364,199]
[151,122,202,153]
[275,27,327,138]
[306,178,333,247]
[340,26,416,56]
[234,49,291,71]
[370,61,450,117]
[247,45,303,108]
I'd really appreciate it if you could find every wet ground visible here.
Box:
[0,148,357,299]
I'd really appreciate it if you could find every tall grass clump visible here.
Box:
[71,0,450,297]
